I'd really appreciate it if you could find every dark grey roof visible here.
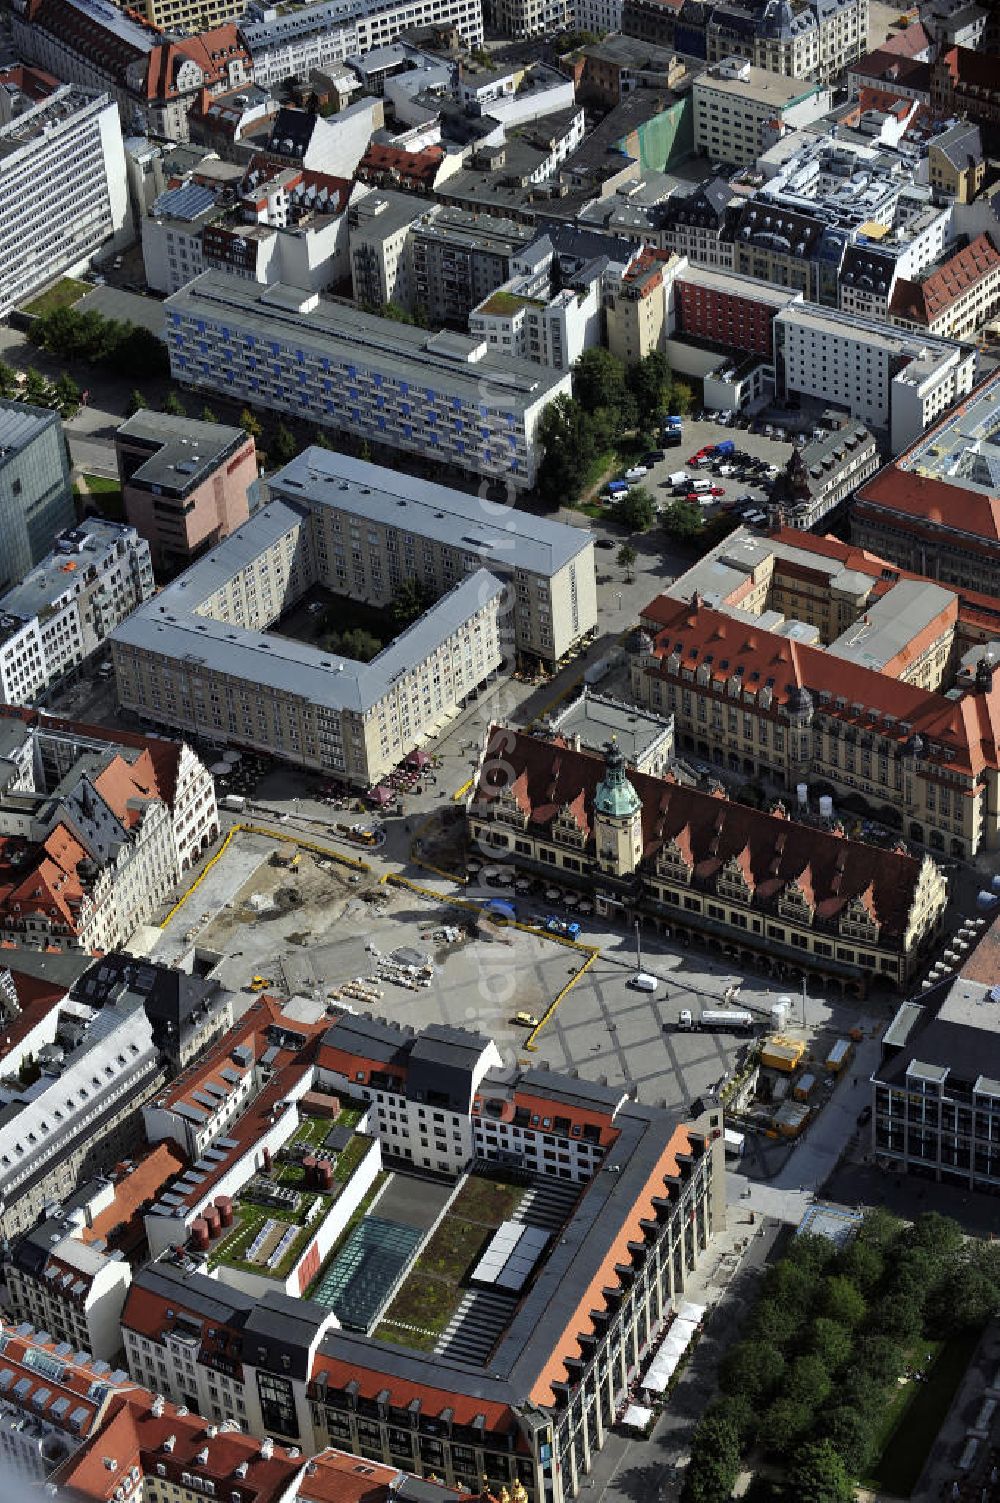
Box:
[406,1025,491,1111]
[321,1013,414,1065]
[134,1262,256,1326]
[0,947,91,991]
[244,1293,331,1380]
[72,955,231,1054]
[516,1066,628,1113]
[932,120,983,172]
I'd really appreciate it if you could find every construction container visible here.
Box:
[191,1218,210,1252]
[761,1035,807,1073]
[303,1154,317,1187]
[793,1073,816,1102]
[262,1146,272,1172]
[204,1205,221,1239]
[317,1160,334,1191]
[216,1196,233,1228]
[826,1038,853,1073]
[774,1100,810,1137]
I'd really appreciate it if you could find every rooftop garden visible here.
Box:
[479,290,545,317]
[207,1113,374,1279]
[373,1172,527,1353]
[24,278,88,318]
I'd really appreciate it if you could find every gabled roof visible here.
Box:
[474,726,927,935]
[889,234,1000,325]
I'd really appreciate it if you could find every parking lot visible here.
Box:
[600,415,796,527]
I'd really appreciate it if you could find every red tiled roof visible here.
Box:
[0,62,61,100]
[849,49,931,91]
[144,25,250,102]
[855,464,1000,548]
[889,234,1000,325]
[357,142,444,187]
[936,44,998,91]
[298,1448,460,1503]
[52,1394,304,1503]
[0,1326,137,1442]
[80,1143,188,1248]
[310,1354,515,1433]
[0,706,184,805]
[473,726,929,936]
[881,21,931,58]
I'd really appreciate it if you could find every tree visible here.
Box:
[270,422,299,467]
[670,379,694,416]
[614,485,655,532]
[127,389,149,416]
[681,1411,741,1503]
[788,1442,854,1503]
[24,367,50,406]
[0,360,18,399]
[162,390,186,416]
[786,1353,831,1410]
[719,1339,786,1406]
[747,1297,804,1349]
[857,1206,905,1251]
[629,350,671,428]
[336,627,382,662]
[824,1405,876,1477]
[808,1318,853,1374]
[759,1395,814,1456]
[661,499,704,541]
[379,300,415,324]
[239,407,262,440]
[53,371,81,418]
[200,405,220,423]
[536,394,594,506]
[839,1237,885,1295]
[854,1334,905,1386]
[787,1233,839,1280]
[821,1274,866,1328]
[616,543,637,581]
[908,1211,964,1262]
[312,429,335,449]
[573,348,629,420]
[393,579,431,629]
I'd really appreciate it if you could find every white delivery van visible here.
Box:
[667,471,687,488]
[630,972,659,993]
[689,478,711,493]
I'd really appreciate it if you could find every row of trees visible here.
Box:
[28,304,169,379]
[683,1209,1000,1503]
[536,349,693,507]
[0,359,84,419]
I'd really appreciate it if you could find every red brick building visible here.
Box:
[674,264,799,357]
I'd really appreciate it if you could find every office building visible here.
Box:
[0,519,154,703]
[242,0,484,88]
[673,262,800,357]
[0,402,75,592]
[872,910,1000,1192]
[692,59,830,168]
[110,492,505,787]
[773,303,975,450]
[0,708,219,952]
[468,242,603,373]
[164,274,571,488]
[115,412,259,575]
[487,0,570,36]
[931,44,1000,127]
[72,951,237,1072]
[625,0,869,82]
[888,233,1000,340]
[117,1011,722,1501]
[853,368,1000,596]
[0,83,127,319]
[630,526,1000,860]
[603,247,678,366]
[470,728,945,992]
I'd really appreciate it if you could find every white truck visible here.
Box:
[222,794,247,813]
[677,1008,754,1032]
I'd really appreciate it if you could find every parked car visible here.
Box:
[709,485,725,497]
[643,450,666,465]
[595,538,615,549]
[624,465,648,482]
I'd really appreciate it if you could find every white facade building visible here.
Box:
[164,273,571,488]
[469,271,601,372]
[243,0,483,86]
[0,520,153,704]
[0,84,128,318]
[692,59,831,169]
[774,304,976,451]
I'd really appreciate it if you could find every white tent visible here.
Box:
[623,1404,653,1430]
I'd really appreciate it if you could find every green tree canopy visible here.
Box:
[614,485,655,533]
[808,1318,853,1374]
[719,1339,786,1406]
[163,390,186,416]
[53,371,81,418]
[789,1441,855,1503]
[616,542,637,580]
[239,407,263,440]
[536,394,596,507]
[126,389,149,416]
[759,1396,814,1456]
[200,405,220,423]
[821,1274,867,1328]
[573,347,628,416]
[270,422,299,467]
[628,351,671,428]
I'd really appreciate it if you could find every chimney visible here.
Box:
[151,1395,165,1418]
[260,1438,274,1460]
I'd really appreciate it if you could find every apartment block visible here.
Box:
[853,368,1000,596]
[871,912,1000,1192]
[164,275,570,489]
[692,58,830,168]
[111,498,505,787]
[0,708,219,952]
[707,0,868,81]
[928,120,985,204]
[470,728,945,994]
[630,526,1000,860]
[115,411,258,575]
[674,262,800,357]
[242,0,484,87]
[773,303,975,450]
[487,0,570,37]
[603,247,678,365]
[0,402,75,592]
[931,44,1000,128]
[0,519,154,703]
[889,233,1000,340]
[468,241,604,372]
[0,82,128,318]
